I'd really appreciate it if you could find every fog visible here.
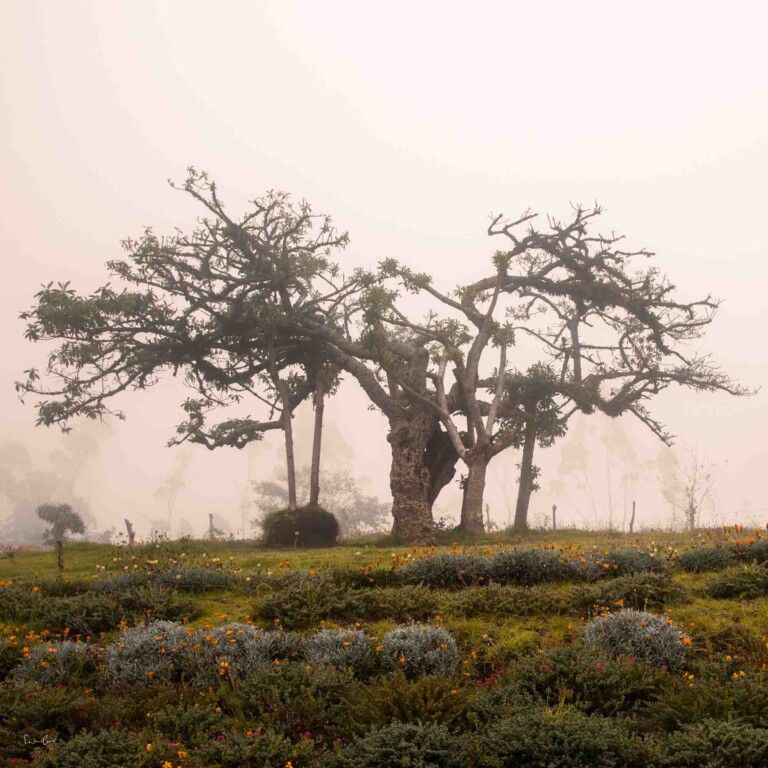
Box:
[2,1,767,541]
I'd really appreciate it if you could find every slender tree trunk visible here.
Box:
[388,415,435,543]
[458,455,488,533]
[513,419,538,531]
[308,374,326,508]
[274,379,297,512]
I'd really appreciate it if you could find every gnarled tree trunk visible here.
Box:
[388,415,435,543]
[458,454,488,533]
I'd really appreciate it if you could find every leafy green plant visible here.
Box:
[328,720,466,768]
[401,553,489,588]
[707,563,768,599]
[678,547,735,573]
[489,548,575,585]
[657,719,768,767]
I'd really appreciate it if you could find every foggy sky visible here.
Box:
[2,1,767,537]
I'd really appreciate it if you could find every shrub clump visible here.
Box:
[380,624,459,678]
[706,563,768,600]
[305,628,376,677]
[401,553,489,588]
[329,721,466,768]
[182,623,303,684]
[27,729,145,768]
[489,548,575,585]
[153,566,236,592]
[583,609,688,670]
[657,718,768,767]
[473,708,649,768]
[678,546,736,573]
[261,504,340,548]
[10,641,98,686]
[105,620,190,684]
[572,572,685,615]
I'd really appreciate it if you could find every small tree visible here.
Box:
[36,503,84,579]
[36,503,85,546]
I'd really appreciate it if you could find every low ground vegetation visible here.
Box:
[1,528,767,766]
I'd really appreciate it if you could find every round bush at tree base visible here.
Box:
[261,505,340,548]
[380,624,459,678]
[328,721,466,768]
[583,609,688,670]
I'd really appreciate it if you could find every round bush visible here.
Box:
[380,624,459,678]
[261,505,340,548]
[583,609,687,670]
[401,553,489,588]
[305,628,376,677]
[10,641,98,686]
[106,620,190,684]
[329,721,466,768]
[678,547,736,573]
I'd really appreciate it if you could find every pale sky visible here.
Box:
[2,1,767,537]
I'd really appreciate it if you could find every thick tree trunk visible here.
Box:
[276,385,298,512]
[308,375,325,508]
[513,419,538,531]
[458,455,488,533]
[388,416,435,543]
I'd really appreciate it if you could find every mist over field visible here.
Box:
[2,1,767,542]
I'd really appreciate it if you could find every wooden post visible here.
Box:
[124,518,135,546]
[629,500,636,534]
[552,504,557,531]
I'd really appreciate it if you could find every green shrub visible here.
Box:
[602,548,667,576]
[193,730,318,768]
[146,694,225,744]
[489,548,575,585]
[473,707,649,767]
[401,553,489,588]
[254,574,353,629]
[678,547,736,573]
[583,609,687,670]
[380,625,459,678]
[572,572,685,615]
[237,662,356,742]
[305,628,376,677]
[91,572,149,593]
[261,505,340,548]
[355,586,438,623]
[657,719,768,767]
[707,563,768,599]
[0,683,101,755]
[329,566,403,589]
[732,538,768,565]
[647,670,768,732]
[329,721,466,768]
[0,638,24,678]
[255,579,437,628]
[28,730,147,768]
[512,647,670,716]
[154,566,236,592]
[10,641,99,686]
[346,673,476,734]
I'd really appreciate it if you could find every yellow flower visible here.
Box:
[681,636,692,646]
[145,742,153,752]
[162,762,173,768]
[177,750,188,759]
